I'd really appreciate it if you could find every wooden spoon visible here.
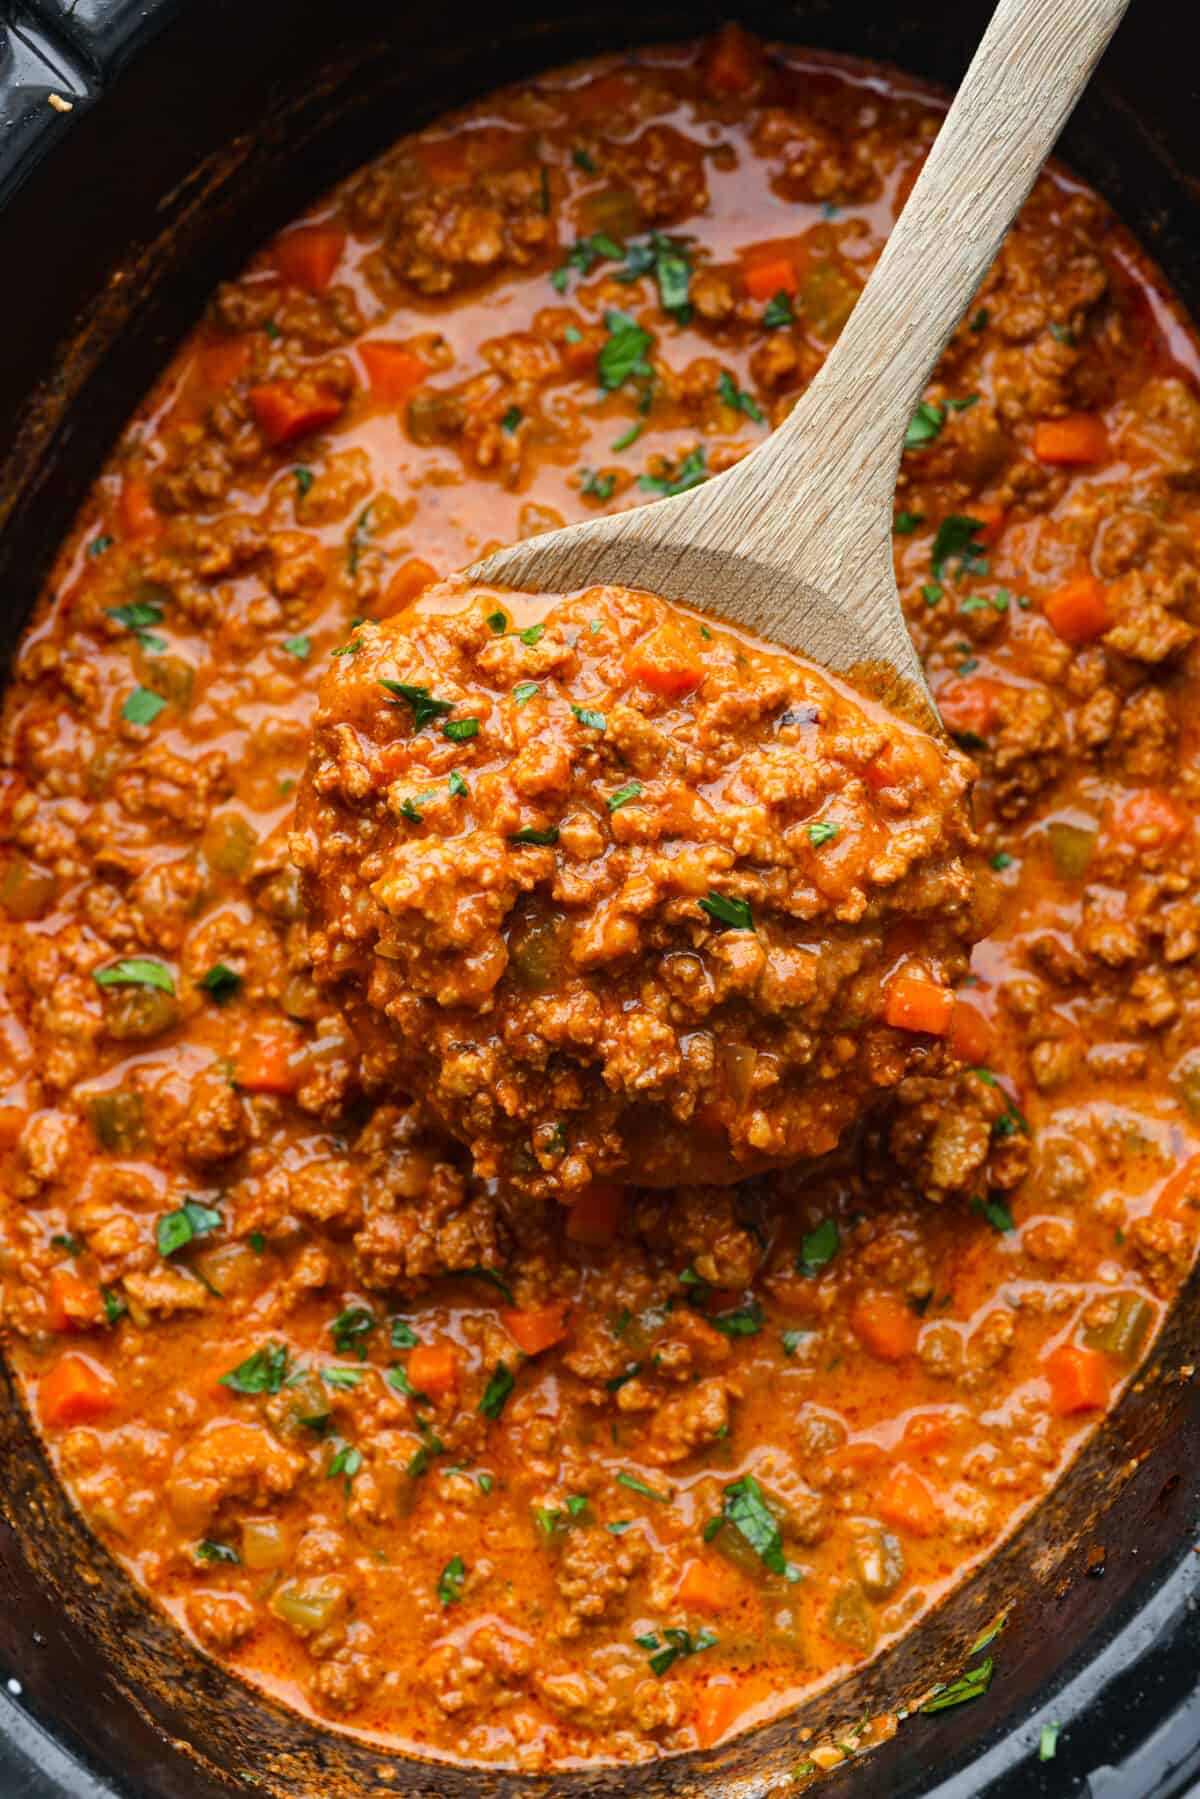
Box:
[471,0,1130,714]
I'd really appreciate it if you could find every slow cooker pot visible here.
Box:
[1,2,1198,1794]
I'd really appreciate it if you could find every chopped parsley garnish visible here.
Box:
[378,678,454,731]
[512,681,540,706]
[637,1625,717,1677]
[639,445,708,497]
[762,291,794,330]
[807,821,838,847]
[322,1366,365,1390]
[51,1233,82,1256]
[500,405,523,433]
[329,1305,377,1360]
[448,770,469,798]
[606,1362,642,1392]
[509,826,559,847]
[612,421,642,452]
[608,780,644,812]
[894,511,924,535]
[220,1341,290,1395]
[607,1520,633,1534]
[619,233,693,321]
[293,466,313,498]
[347,506,372,575]
[486,609,508,633]
[581,468,615,500]
[972,1195,1016,1234]
[797,1218,840,1278]
[330,638,362,658]
[442,717,479,743]
[121,686,167,727]
[991,851,1013,870]
[327,1443,363,1491]
[106,599,165,652]
[462,1264,516,1304]
[398,793,432,824]
[717,370,765,422]
[615,1471,667,1502]
[390,1317,419,1349]
[196,1540,239,1564]
[1039,1722,1060,1761]
[101,1286,127,1326]
[971,308,990,331]
[572,146,596,173]
[922,582,944,606]
[518,622,544,646]
[698,890,754,931]
[921,1656,994,1713]
[437,1554,466,1607]
[551,233,623,293]
[479,1362,515,1419]
[282,634,311,660]
[1048,321,1075,345]
[248,1233,265,1255]
[905,401,945,449]
[931,514,988,580]
[88,534,114,558]
[711,1472,800,1581]
[94,957,175,994]
[156,1199,221,1259]
[197,963,241,1004]
[709,1300,764,1338]
[598,308,653,392]
[386,1362,430,1404]
[781,1329,813,1357]
[571,705,606,731]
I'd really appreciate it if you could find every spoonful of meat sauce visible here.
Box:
[293,579,980,1195]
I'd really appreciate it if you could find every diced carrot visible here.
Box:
[851,1294,920,1363]
[1113,788,1189,850]
[565,1182,625,1245]
[625,622,705,698]
[40,1354,116,1428]
[502,1302,571,1357]
[675,1557,736,1615]
[703,22,761,95]
[825,1440,889,1480]
[969,501,1007,545]
[249,382,344,449]
[883,969,955,1036]
[876,1464,941,1537]
[407,1342,460,1397]
[358,341,430,404]
[560,328,600,377]
[902,1412,956,1457]
[197,335,250,393]
[1032,413,1109,466]
[234,1027,304,1096]
[693,1679,744,1749]
[1042,572,1110,645]
[0,1105,26,1151]
[1044,1343,1110,1416]
[950,996,993,1065]
[741,255,797,300]
[118,476,160,542]
[937,674,1002,739]
[46,1269,101,1335]
[273,223,346,293]
[1154,1153,1200,1224]
[381,558,439,616]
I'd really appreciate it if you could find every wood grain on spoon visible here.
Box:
[470,0,1132,716]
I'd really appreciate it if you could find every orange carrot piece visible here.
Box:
[565,1182,625,1245]
[249,382,344,448]
[407,1342,460,1397]
[674,1557,736,1615]
[902,1412,956,1457]
[1044,1343,1110,1415]
[936,674,1002,739]
[358,341,430,403]
[742,255,798,301]
[876,1464,942,1536]
[950,996,993,1065]
[1032,413,1109,466]
[381,557,439,616]
[46,1268,101,1335]
[693,1679,744,1748]
[118,476,160,542]
[703,22,761,95]
[969,501,1007,545]
[273,223,346,292]
[502,1302,571,1357]
[40,1354,116,1428]
[625,622,705,698]
[1154,1153,1200,1224]
[883,969,955,1036]
[1042,572,1110,645]
[1113,788,1189,850]
[234,1027,304,1096]
[851,1294,920,1363]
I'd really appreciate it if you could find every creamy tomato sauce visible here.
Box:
[0,25,1198,1774]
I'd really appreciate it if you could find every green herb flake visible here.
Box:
[905,401,945,449]
[608,780,644,812]
[501,405,523,433]
[922,582,944,606]
[378,678,454,731]
[571,705,606,732]
[347,506,372,576]
[106,599,166,652]
[51,1233,82,1257]
[438,1554,466,1607]
[512,681,540,706]
[1048,321,1075,345]
[156,1199,222,1259]
[551,234,624,294]
[448,770,469,798]
[581,467,616,500]
[196,1540,240,1565]
[486,609,508,633]
[572,147,596,173]
[248,1232,266,1255]
[763,291,794,330]
[807,821,838,847]
[390,1317,419,1349]
[94,957,175,994]
[509,826,559,847]
[781,1329,812,1357]
[220,1341,290,1395]
[639,445,708,498]
[121,686,167,727]
[479,1362,515,1420]
[972,1195,1016,1234]
[197,963,241,1005]
[293,466,314,498]
[716,370,765,423]
[932,515,988,580]
[329,1305,377,1360]
[971,308,990,331]
[710,1300,764,1338]
[797,1218,840,1279]
[698,890,754,931]
[88,534,114,558]
[1039,1722,1060,1762]
[615,1471,668,1502]
[991,851,1013,870]
[519,622,545,646]
[642,1624,718,1678]
[282,634,311,660]
[442,717,480,743]
[322,1366,365,1390]
[598,308,654,392]
[328,1443,363,1490]
[463,1264,515,1304]
[894,511,924,535]
[721,1472,800,1581]
[612,422,642,452]
[101,1285,127,1326]
[921,1656,994,1714]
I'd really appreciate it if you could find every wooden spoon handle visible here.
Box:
[720,0,1131,613]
